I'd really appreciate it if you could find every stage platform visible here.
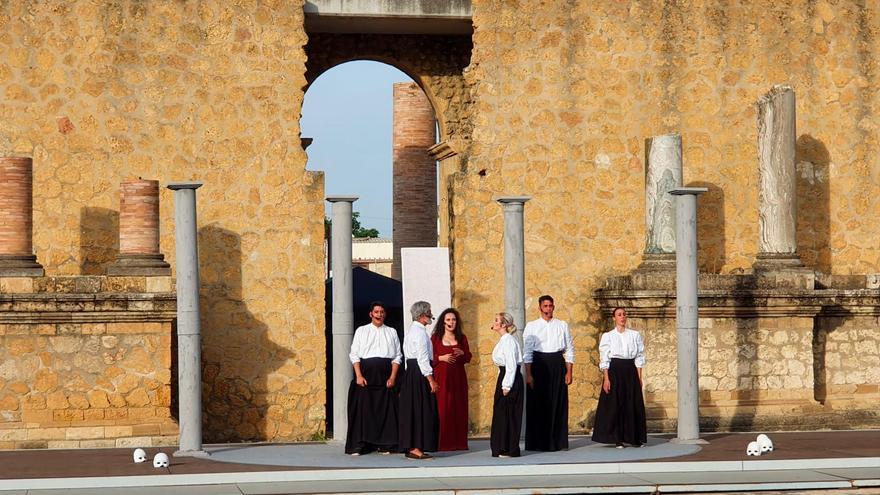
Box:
[1,431,879,494]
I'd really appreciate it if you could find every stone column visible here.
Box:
[0,157,44,276]
[496,197,531,332]
[755,84,802,269]
[640,134,682,270]
[497,196,530,435]
[327,196,357,442]
[167,182,208,458]
[392,82,437,280]
[108,179,171,276]
[669,187,709,444]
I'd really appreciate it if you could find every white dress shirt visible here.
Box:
[349,323,402,364]
[403,321,433,376]
[522,317,575,364]
[598,328,646,370]
[492,333,523,391]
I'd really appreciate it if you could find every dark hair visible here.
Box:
[612,307,626,317]
[369,301,386,312]
[433,307,463,341]
[538,295,554,305]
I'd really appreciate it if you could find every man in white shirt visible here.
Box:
[345,301,403,455]
[523,295,574,451]
[398,301,439,459]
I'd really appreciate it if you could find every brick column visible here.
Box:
[392,82,437,280]
[107,179,170,276]
[0,157,44,276]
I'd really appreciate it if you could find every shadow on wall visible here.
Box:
[198,225,294,442]
[80,207,119,274]
[796,135,831,274]
[813,306,851,404]
[688,181,725,274]
[454,289,489,434]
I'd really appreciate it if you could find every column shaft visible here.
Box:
[756,85,801,267]
[109,179,170,276]
[670,187,707,444]
[392,82,437,280]
[0,156,43,276]
[168,182,207,457]
[328,196,357,442]
[641,134,682,269]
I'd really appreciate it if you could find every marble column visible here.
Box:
[327,196,357,442]
[0,157,44,276]
[167,182,208,458]
[108,179,171,276]
[669,187,709,445]
[755,85,802,269]
[640,134,682,270]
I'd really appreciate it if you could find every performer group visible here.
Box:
[345,296,647,459]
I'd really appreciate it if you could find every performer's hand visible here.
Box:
[564,371,573,385]
[357,376,368,387]
[602,377,611,394]
[452,348,464,357]
[502,389,510,396]
[427,376,439,393]
[440,353,456,363]
[526,374,534,389]
[386,376,396,388]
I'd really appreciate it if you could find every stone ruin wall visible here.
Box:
[0,0,326,442]
[0,276,178,449]
[459,0,880,431]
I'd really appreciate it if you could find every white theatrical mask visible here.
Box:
[153,452,170,468]
[756,434,774,453]
[133,448,147,463]
[746,441,762,456]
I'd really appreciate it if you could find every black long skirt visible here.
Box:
[525,351,568,451]
[398,359,439,452]
[345,357,399,454]
[490,366,524,457]
[591,358,647,446]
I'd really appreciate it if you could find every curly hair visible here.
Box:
[433,307,463,341]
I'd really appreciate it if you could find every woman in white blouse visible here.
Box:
[591,307,648,448]
[490,312,524,458]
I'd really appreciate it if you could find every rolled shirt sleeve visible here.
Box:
[562,321,575,364]
[501,339,521,391]
[522,322,537,363]
[598,332,611,370]
[348,327,364,364]
[634,331,646,368]
[414,328,433,376]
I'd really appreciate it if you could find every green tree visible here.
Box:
[324,211,380,239]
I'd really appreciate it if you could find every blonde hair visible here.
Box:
[498,312,517,334]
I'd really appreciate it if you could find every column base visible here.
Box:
[173,449,211,458]
[637,252,676,272]
[753,252,805,271]
[0,254,44,277]
[107,254,171,276]
[670,437,710,445]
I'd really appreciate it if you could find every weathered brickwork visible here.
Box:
[459,1,880,431]
[392,83,438,279]
[0,157,34,256]
[0,1,326,442]
[0,276,178,449]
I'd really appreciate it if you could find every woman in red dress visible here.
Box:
[431,307,472,451]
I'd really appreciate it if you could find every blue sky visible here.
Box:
[301,61,414,238]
